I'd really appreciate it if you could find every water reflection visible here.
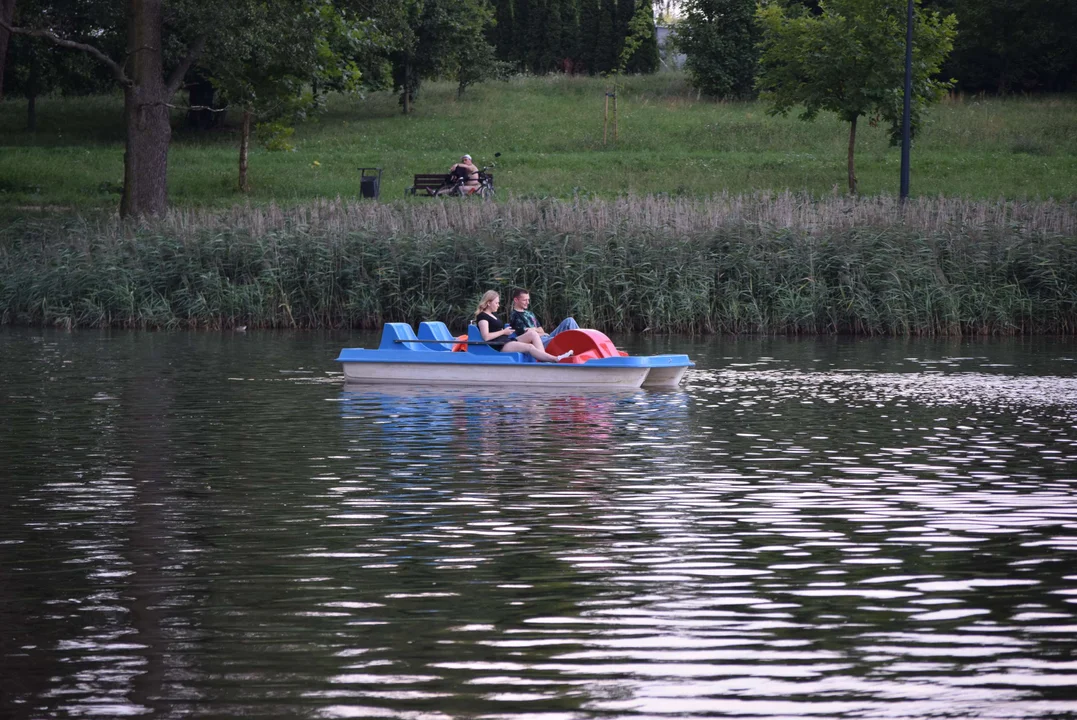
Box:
[2,329,1077,719]
[338,384,688,467]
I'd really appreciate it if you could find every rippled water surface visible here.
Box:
[2,329,1076,719]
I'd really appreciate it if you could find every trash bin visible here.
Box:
[358,167,382,200]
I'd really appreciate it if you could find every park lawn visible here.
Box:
[1,72,1075,211]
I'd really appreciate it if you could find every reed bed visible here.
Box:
[137,192,1077,239]
[2,195,1075,335]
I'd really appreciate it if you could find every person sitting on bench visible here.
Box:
[448,154,480,193]
[474,291,572,362]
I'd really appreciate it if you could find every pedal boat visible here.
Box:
[336,322,693,389]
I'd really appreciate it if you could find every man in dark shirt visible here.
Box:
[508,288,579,347]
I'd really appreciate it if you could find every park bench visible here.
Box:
[406,173,451,197]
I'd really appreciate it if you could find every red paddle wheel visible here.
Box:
[544,329,629,363]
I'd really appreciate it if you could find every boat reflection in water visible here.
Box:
[340,380,684,449]
[336,384,691,485]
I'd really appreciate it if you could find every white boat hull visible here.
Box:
[341,361,650,389]
[641,365,689,388]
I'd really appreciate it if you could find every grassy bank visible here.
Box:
[3,195,1075,335]
[1,74,1076,210]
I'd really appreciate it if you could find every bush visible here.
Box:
[675,0,759,99]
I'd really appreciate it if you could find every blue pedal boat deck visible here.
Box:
[336,322,693,389]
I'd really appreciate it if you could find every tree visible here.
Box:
[676,0,759,98]
[577,0,601,72]
[3,35,101,129]
[2,0,388,214]
[622,0,659,74]
[756,0,956,194]
[925,0,1077,94]
[390,0,496,114]
[455,28,510,98]
[2,0,214,216]
[559,0,581,72]
[537,0,563,73]
[490,0,516,64]
[483,0,658,76]
[593,0,619,73]
[1,0,114,127]
[201,1,371,192]
[0,0,15,97]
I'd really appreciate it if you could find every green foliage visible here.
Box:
[204,0,368,121]
[619,0,659,74]
[676,0,759,98]
[576,0,600,72]
[5,0,395,213]
[455,37,513,99]
[389,0,497,113]
[593,0,619,73]
[256,122,296,152]
[489,0,658,76]
[490,0,516,60]
[2,0,117,104]
[925,0,1077,94]
[757,0,957,138]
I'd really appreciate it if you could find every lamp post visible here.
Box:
[900,0,914,201]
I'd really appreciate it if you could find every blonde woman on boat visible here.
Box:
[474,290,573,362]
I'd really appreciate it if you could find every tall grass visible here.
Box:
[2,195,1075,335]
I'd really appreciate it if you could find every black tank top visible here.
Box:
[477,312,508,351]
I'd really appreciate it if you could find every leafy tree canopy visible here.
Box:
[756,0,956,193]
[676,0,759,98]
[925,0,1077,93]
[758,0,956,139]
[389,0,496,113]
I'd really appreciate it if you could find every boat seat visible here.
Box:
[417,321,456,351]
[378,322,431,351]
[466,324,530,361]
[466,324,501,355]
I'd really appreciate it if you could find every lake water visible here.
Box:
[2,328,1076,719]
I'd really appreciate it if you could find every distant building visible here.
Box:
[656,25,686,70]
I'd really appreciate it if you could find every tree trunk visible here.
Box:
[402,59,412,115]
[120,0,172,218]
[847,115,858,195]
[0,0,15,100]
[186,74,221,129]
[603,91,609,145]
[612,92,618,142]
[25,44,36,130]
[238,108,251,192]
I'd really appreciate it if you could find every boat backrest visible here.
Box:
[378,323,428,351]
[417,321,456,351]
[466,324,501,355]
